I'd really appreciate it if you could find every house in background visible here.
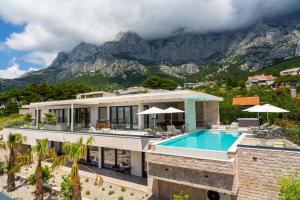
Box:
[280,67,300,76]
[245,74,276,87]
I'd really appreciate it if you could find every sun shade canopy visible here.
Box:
[243,104,289,113]
[137,107,166,115]
[164,107,184,113]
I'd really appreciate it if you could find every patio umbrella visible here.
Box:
[243,104,262,118]
[244,104,289,124]
[137,107,166,128]
[164,107,184,125]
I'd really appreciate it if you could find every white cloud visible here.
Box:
[0,58,38,79]
[0,0,299,66]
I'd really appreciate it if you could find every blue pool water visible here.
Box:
[159,129,241,151]
[0,192,11,200]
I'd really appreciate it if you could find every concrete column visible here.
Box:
[203,102,207,127]
[36,107,39,128]
[216,102,220,125]
[98,147,102,168]
[67,108,70,125]
[106,106,110,121]
[131,151,142,177]
[184,99,196,131]
[71,103,74,131]
[137,104,144,130]
[90,106,98,127]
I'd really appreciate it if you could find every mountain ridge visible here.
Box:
[1,12,300,91]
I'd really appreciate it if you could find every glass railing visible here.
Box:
[5,122,162,137]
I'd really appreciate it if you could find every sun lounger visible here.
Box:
[167,125,182,135]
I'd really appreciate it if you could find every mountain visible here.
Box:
[2,12,300,91]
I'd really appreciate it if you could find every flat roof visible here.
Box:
[25,90,223,108]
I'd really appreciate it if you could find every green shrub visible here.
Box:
[60,175,73,200]
[279,172,300,200]
[118,196,124,200]
[284,127,300,145]
[85,190,91,195]
[44,112,57,125]
[85,177,89,182]
[108,190,114,195]
[121,186,126,192]
[171,191,189,200]
[28,165,53,185]
[0,162,6,175]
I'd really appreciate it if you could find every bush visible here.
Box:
[0,162,6,175]
[279,173,300,200]
[28,165,53,185]
[118,196,124,200]
[60,175,73,200]
[85,190,90,195]
[284,127,300,145]
[44,112,57,125]
[171,192,189,200]
[108,190,114,195]
[121,186,126,192]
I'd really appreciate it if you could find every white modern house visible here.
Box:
[3,90,222,178]
[280,67,300,76]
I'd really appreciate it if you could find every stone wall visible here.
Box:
[148,163,235,194]
[147,152,235,175]
[236,147,300,200]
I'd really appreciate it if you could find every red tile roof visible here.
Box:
[248,74,274,81]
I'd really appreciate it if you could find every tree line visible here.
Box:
[0,83,91,116]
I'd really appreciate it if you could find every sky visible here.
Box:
[0,0,300,79]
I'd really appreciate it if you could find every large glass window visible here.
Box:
[110,106,138,130]
[49,109,65,123]
[74,108,90,128]
[87,146,99,166]
[102,148,131,174]
[102,148,116,169]
[98,107,107,121]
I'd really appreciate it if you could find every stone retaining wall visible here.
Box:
[236,147,300,200]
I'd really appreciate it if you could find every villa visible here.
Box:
[2,90,300,200]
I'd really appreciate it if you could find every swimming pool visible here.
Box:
[159,129,241,151]
[0,192,11,200]
[155,129,242,160]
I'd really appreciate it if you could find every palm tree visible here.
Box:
[52,137,94,200]
[0,133,26,192]
[16,138,55,200]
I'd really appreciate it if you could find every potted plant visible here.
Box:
[24,113,33,125]
[44,112,57,130]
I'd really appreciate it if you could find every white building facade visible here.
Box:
[3,90,222,178]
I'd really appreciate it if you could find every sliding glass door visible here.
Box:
[74,108,90,128]
[110,106,138,130]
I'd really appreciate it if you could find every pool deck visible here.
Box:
[238,134,300,150]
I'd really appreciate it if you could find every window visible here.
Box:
[74,108,90,128]
[49,109,65,123]
[98,107,107,121]
[102,148,131,173]
[87,146,99,166]
[110,106,138,130]
[102,148,116,169]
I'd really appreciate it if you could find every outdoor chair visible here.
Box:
[252,128,268,138]
[167,125,182,135]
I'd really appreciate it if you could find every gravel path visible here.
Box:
[0,150,149,200]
